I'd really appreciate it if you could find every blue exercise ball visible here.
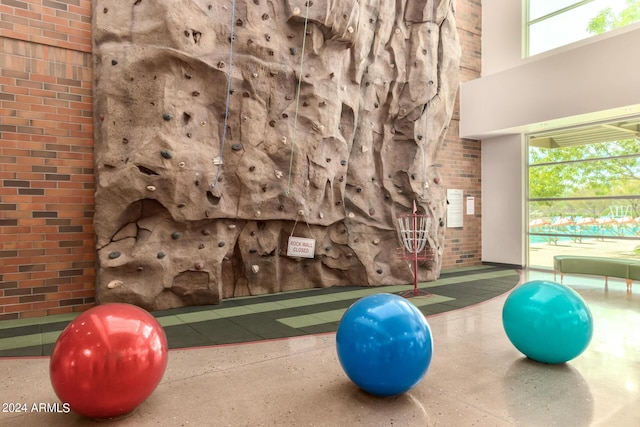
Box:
[502,280,593,364]
[336,293,433,396]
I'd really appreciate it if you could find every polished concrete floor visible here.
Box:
[1,269,638,426]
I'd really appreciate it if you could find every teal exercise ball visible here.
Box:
[502,280,593,364]
[336,294,433,397]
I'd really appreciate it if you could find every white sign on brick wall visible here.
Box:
[447,189,464,228]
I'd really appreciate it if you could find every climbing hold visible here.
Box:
[377,268,383,274]
[251,265,260,274]
[201,229,210,236]
[231,143,243,151]
[236,19,243,26]
[146,186,156,192]
[107,279,123,289]
[111,59,118,66]
[348,212,355,218]
[275,170,283,179]
[160,150,172,159]
[265,34,271,41]
[199,243,205,249]
[319,212,324,219]
[228,224,236,230]
[373,238,381,245]
[103,7,108,13]
[177,203,186,208]
[290,47,297,55]
[171,232,181,240]
[439,219,444,227]
[340,160,347,166]
[269,120,276,127]
[192,91,200,97]
[178,161,185,168]
[255,211,261,217]
[281,136,287,144]
[262,13,269,20]
[157,252,165,259]
[108,251,121,259]
[162,113,172,121]
[369,208,375,216]
[122,138,129,144]
[195,262,204,270]
[434,177,441,184]
[218,242,225,248]
[249,166,256,172]
[187,133,192,138]
[325,246,332,251]
[217,61,225,68]
[298,210,305,216]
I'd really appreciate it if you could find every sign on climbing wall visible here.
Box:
[287,237,316,258]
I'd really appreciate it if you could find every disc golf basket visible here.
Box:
[396,201,435,298]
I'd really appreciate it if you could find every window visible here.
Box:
[525,0,640,57]
[527,119,640,268]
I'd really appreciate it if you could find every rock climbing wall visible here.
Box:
[93,0,461,311]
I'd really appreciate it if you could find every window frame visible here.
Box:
[523,0,638,57]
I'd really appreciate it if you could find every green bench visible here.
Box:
[553,255,639,292]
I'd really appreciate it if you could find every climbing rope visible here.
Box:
[285,3,311,196]
[420,0,435,199]
[211,0,237,189]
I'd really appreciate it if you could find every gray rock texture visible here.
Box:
[93,0,461,310]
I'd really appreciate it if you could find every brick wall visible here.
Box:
[441,0,482,268]
[0,0,94,319]
[0,0,482,319]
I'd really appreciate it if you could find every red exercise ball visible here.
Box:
[49,303,168,419]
